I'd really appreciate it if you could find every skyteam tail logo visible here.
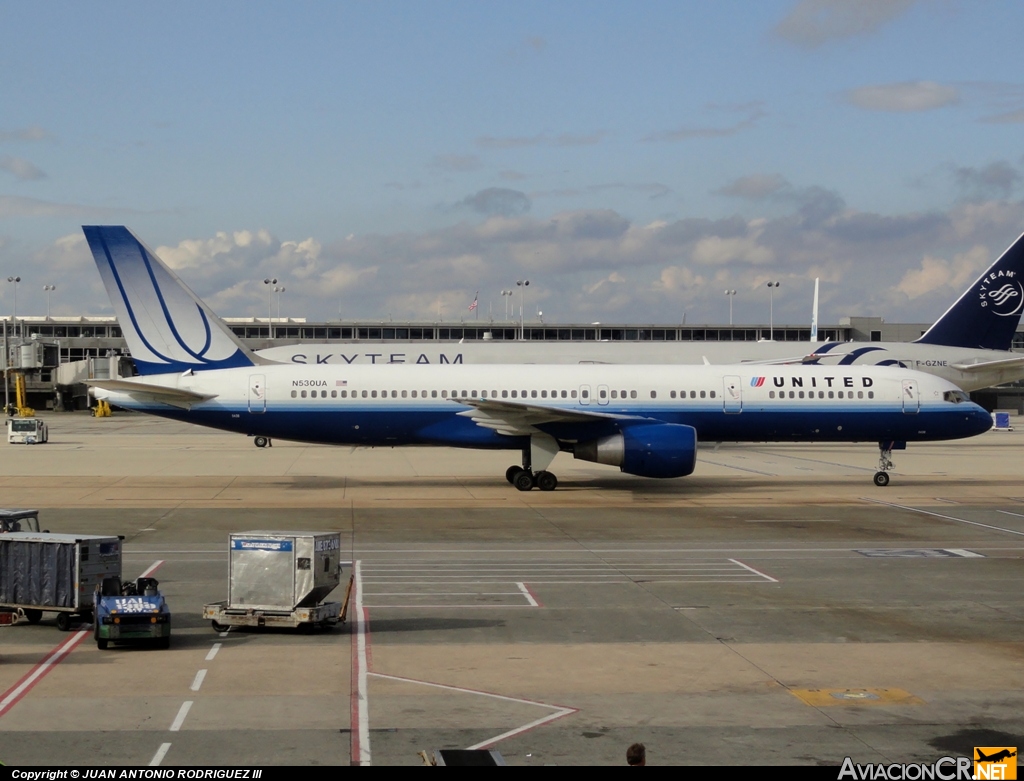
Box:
[978,270,1024,318]
[750,376,765,387]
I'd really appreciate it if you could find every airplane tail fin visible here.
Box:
[83,226,264,375]
[916,230,1024,349]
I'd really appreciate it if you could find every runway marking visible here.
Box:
[369,671,577,751]
[351,560,371,766]
[169,700,192,732]
[997,510,1024,520]
[205,643,222,661]
[149,743,171,767]
[190,670,207,692]
[0,629,90,719]
[862,498,1024,537]
[517,582,540,607]
[729,559,779,583]
[139,560,165,578]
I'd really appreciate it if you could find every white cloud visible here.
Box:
[0,156,45,181]
[896,246,989,299]
[776,0,921,48]
[845,81,960,112]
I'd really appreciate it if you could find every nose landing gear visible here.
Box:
[874,443,895,487]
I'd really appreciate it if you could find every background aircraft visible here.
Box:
[255,232,1024,393]
[84,226,992,490]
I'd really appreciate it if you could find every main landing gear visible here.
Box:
[254,436,272,448]
[506,434,560,492]
[874,444,895,487]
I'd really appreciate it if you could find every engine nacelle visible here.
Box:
[573,423,697,479]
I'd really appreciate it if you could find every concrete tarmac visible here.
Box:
[0,412,1022,766]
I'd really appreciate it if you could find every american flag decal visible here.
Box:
[336,380,347,387]
[750,377,765,387]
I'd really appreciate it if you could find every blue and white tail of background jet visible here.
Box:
[83,226,262,375]
[916,230,1024,350]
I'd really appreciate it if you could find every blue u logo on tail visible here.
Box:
[83,226,258,375]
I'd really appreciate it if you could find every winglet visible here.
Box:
[916,230,1024,349]
[83,226,266,375]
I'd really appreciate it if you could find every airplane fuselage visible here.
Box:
[97,363,992,451]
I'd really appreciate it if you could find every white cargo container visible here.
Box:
[203,531,345,631]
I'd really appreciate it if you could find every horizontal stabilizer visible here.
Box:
[950,355,1024,372]
[89,379,217,410]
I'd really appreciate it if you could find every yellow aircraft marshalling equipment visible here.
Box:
[11,372,34,417]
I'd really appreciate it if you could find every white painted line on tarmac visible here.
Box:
[190,670,207,692]
[369,671,576,751]
[169,701,192,732]
[728,559,779,583]
[943,549,985,558]
[516,582,539,607]
[351,560,371,766]
[863,498,1024,537]
[205,643,222,661]
[149,743,171,767]
[139,560,165,578]
[0,629,90,718]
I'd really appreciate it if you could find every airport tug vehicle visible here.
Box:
[94,576,171,650]
[203,531,346,631]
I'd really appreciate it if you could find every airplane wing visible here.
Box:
[88,379,218,410]
[950,356,1024,372]
[453,397,646,437]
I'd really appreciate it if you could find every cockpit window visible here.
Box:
[943,390,969,404]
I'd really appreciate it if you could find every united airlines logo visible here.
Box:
[750,376,765,387]
[978,270,1024,318]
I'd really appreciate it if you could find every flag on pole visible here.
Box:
[468,293,478,312]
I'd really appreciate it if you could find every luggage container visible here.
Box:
[203,531,344,631]
[0,533,123,630]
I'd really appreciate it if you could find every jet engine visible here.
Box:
[572,423,697,478]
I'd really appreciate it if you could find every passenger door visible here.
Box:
[901,378,919,414]
[248,374,267,414]
[723,375,742,414]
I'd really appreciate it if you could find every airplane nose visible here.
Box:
[970,405,994,435]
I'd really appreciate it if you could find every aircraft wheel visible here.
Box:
[873,471,890,487]
[56,612,71,632]
[254,436,269,448]
[535,471,558,492]
[506,465,523,484]
[513,471,535,492]
[23,609,42,624]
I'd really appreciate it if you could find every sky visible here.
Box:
[2,0,1024,328]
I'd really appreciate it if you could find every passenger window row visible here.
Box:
[768,390,874,399]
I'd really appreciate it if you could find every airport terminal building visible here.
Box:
[4,313,1024,412]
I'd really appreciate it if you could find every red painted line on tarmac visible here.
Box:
[0,628,90,719]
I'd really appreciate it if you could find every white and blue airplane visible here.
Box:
[83,226,992,490]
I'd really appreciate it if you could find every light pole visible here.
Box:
[500,289,513,320]
[274,286,286,324]
[7,276,20,338]
[766,281,780,340]
[43,285,56,320]
[263,278,277,338]
[724,289,736,326]
[516,279,529,340]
